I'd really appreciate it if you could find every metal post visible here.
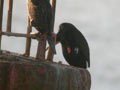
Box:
[0,0,4,50]
[6,0,13,32]
[24,16,32,57]
[36,33,47,60]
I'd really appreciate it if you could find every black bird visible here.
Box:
[56,23,90,69]
[27,0,56,54]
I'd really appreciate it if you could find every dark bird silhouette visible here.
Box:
[56,23,90,69]
[27,0,56,54]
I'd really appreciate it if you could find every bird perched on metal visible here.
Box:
[27,0,56,54]
[56,23,90,69]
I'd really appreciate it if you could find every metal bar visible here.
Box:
[0,32,39,39]
[24,16,32,57]
[47,0,56,61]
[6,0,13,32]
[36,33,47,60]
[51,0,56,31]
[0,0,4,50]
[0,0,4,30]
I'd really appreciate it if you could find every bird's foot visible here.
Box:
[30,32,41,39]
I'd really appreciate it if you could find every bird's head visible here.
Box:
[56,22,75,43]
[58,22,75,32]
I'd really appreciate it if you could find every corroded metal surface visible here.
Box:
[0,51,91,90]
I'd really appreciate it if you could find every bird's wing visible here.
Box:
[66,29,90,67]
[75,30,90,67]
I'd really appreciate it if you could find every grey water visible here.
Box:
[2,0,120,90]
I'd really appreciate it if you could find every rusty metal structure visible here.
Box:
[0,51,91,90]
[0,0,56,60]
[0,0,91,90]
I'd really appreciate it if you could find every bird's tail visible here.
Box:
[47,35,56,54]
[88,59,90,67]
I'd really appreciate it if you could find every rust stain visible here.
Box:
[7,65,18,90]
[0,57,91,90]
[37,68,47,74]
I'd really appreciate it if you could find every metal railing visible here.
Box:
[0,0,56,60]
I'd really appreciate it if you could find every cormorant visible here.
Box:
[56,23,90,69]
[27,0,56,54]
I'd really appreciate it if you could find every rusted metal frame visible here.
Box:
[47,0,56,61]
[6,0,13,32]
[0,32,39,39]
[0,0,4,50]
[24,16,32,57]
